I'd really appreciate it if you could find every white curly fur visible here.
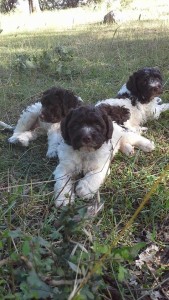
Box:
[53,122,155,207]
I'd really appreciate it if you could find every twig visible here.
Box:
[163,77,169,87]
[20,256,34,270]
[0,179,56,191]
[146,263,169,300]
[41,276,83,286]
[0,256,83,287]
[111,25,121,45]
[0,257,10,267]
[137,277,169,300]
[0,121,14,131]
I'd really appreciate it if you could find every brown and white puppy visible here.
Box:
[61,104,131,150]
[7,87,82,158]
[118,67,163,105]
[53,104,154,206]
[97,67,169,133]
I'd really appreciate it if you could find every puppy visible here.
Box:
[7,87,82,158]
[53,105,155,206]
[96,67,169,133]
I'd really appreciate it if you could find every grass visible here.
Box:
[0,12,169,300]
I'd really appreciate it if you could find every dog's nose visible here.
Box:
[39,113,45,120]
[82,135,92,144]
[156,83,162,89]
[153,83,162,93]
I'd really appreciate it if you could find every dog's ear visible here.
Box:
[98,104,130,125]
[97,106,113,141]
[60,109,74,145]
[42,86,61,96]
[126,71,139,96]
[62,90,82,115]
[40,91,63,123]
[41,88,57,106]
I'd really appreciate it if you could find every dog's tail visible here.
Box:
[0,121,15,131]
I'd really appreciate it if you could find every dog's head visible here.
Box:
[126,67,163,104]
[39,87,82,123]
[61,104,130,151]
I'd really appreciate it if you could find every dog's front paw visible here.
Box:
[46,149,58,158]
[55,198,69,207]
[8,135,30,147]
[121,143,135,156]
[140,127,148,132]
[54,193,75,207]
[19,139,30,147]
[140,141,155,152]
[8,136,18,144]
[76,180,95,199]
[155,97,162,104]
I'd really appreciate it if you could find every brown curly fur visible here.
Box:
[40,87,82,123]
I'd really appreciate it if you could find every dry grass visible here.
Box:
[1,0,169,34]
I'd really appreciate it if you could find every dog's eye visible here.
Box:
[95,124,102,130]
[91,119,101,126]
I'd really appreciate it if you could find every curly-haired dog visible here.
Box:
[96,67,169,133]
[7,87,82,158]
[53,105,155,206]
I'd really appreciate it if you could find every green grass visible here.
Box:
[0,18,169,299]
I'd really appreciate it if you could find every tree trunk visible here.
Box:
[28,0,41,13]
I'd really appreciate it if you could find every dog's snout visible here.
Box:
[39,113,45,120]
[82,134,92,144]
[153,83,162,93]
[156,82,162,89]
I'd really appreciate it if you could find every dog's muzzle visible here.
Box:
[150,81,163,95]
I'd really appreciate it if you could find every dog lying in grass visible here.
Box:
[96,67,169,133]
[53,104,155,206]
[2,87,82,158]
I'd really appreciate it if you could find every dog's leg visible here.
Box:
[8,102,42,146]
[153,102,169,119]
[10,129,43,147]
[46,126,62,158]
[120,132,155,155]
[53,164,75,207]
[76,159,110,199]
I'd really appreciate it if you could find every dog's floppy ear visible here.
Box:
[97,106,113,141]
[41,87,59,107]
[60,109,74,145]
[62,90,82,115]
[98,104,130,125]
[126,71,139,96]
